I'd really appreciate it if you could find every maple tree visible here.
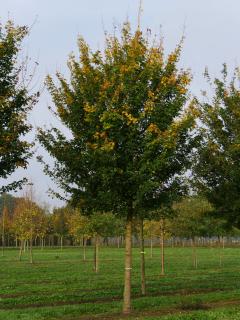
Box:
[38,23,197,313]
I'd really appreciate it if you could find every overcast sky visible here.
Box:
[1,0,240,208]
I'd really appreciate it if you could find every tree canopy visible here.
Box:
[194,67,240,227]
[38,23,197,216]
[0,21,37,193]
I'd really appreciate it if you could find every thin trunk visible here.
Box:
[60,236,63,251]
[19,240,23,261]
[150,237,153,259]
[160,220,165,276]
[29,238,33,264]
[117,236,120,249]
[140,219,146,295]
[1,228,4,257]
[83,237,86,261]
[94,236,99,272]
[191,238,197,269]
[219,247,222,267]
[15,237,18,248]
[123,214,132,314]
[2,209,5,257]
[219,236,225,267]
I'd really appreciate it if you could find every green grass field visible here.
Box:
[1,246,240,319]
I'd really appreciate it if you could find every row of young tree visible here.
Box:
[1,19,240,313]
[1,193,238,262]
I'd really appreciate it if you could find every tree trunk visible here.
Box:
[160,222,165,276]
[150,237,153,258]
[60,236,63,251]
[1,229,4,257]
[117,236,120,249]
[219,236,225,267]
[94,236,99,272]
[123,214,132,314]
[19,240,23,261]
[2,212,5,257]
[140,219,146,295]
[29,238,33,264]
[83,237,86,261]
[191,238,197,269]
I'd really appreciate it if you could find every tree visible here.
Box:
[35,211,48,249]
[88,212,117,273]
[1,205,7,256]
[171,196,213,268]
[0,193,15,255]
[13,194,44,263]
[112,217,125,248]
[194,66,240,227]
[52,207,69,250]
[38,23,197,313]
[67,209,91,260]
[141,211,171,280]
[0,21,37,192]
[144,220,158,258]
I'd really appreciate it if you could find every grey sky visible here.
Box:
[1,0,240,208]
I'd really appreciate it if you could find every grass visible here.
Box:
[0,245,240,319]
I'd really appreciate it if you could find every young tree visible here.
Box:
[194,66,240,228]
[13,195,44,262]
[171,196,212,268]
[143,215,171,277]
[112,217,125,248]
[52,207,69,249]
[88,212,117,273]
[68,209,90,260]
[0,21,37,192]
[1,205,7,256]
[35,211,48,249]
[38,23,197,313]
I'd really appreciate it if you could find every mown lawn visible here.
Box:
[0,246,240,319]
